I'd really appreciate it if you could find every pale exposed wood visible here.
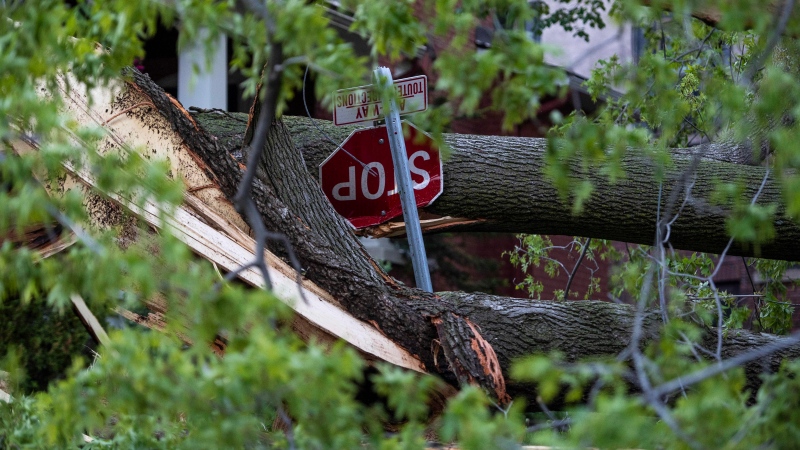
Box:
[18,76,426,374]
[0,213,77,259]
[181,194,347,309]
[70,294,111,347]
[356,216,487,238]
[0,385,10,403]
[58,144,425,372]
[36,234,77,259]
[115,307,166,332]
[52,74,250,234]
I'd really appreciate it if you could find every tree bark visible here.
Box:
[200,113,800,262]
[128,70,800,409]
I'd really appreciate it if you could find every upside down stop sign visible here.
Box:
[319,122,443,228]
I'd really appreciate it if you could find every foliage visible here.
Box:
[534,0,608,41]
[2,0,800,448]
[505,235,616,300]
[753,259,798,335]
[512,0,800,330]
[0,0,557,446]
[514,341,800,449]
[0,294,95,393]
[504,0,800,445]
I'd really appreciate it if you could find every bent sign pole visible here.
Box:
[374,67,433,293]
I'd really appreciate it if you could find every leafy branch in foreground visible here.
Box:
[4,0,800,448]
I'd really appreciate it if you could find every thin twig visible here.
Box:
[277,404,296,450]
[187,183,216,193]
[536,396,558,422]
[229,5,299,445]
[742,0,796,86]
[563,238,591,300]
[233,44,283,207]
[649,329,800,399]
[526,418,571,434]
[742,256,765,330]
[647,395,702,449]
[710,278,724,360]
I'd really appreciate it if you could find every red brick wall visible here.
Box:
[389,234,613,301]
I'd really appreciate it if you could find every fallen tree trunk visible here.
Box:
[48,69,800,409]
[107,70,800,403]
[200,114,800,262]
[13,72,426,374]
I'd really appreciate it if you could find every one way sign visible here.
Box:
[333,75,427,126]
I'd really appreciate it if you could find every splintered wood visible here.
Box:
[15,74,424,373]
[357,216,486,238]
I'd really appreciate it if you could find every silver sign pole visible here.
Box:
[374,67,433,292]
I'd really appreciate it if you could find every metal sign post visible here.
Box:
[374,67,433,292]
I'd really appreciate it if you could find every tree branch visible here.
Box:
[267,116,800,262]
[650,329,800,399]
[563,238,591,300]
[121,71,800,408]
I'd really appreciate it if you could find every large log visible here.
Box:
[13,73,425,373]
[198,114,800,262]
[111,69,800,405]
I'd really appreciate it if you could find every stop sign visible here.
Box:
[319,122,443,228]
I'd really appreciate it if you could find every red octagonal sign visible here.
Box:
[319,122,443,228]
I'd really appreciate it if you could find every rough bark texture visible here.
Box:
[126,70,800,409]
[200,114,800,262]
